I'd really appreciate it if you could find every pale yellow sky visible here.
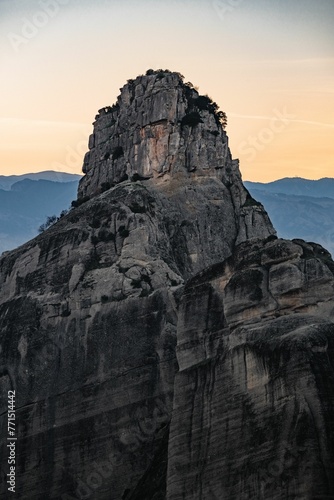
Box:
[0,0,333,182]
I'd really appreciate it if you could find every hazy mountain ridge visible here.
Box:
[245,178,334,256]
[1,173,333,256]
[0,170,81,191]
[245,177,334,198]
[1,173,334,256]
[0,176,80,253]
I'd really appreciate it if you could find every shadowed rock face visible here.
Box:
[0,71,333,500]
[168,238,334,500]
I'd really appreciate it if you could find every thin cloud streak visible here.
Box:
[267,89,334,94]
[228,113,334,129]
[226,58,334,66]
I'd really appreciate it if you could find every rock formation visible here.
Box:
[0,70,333,500]
[169,238,334,499]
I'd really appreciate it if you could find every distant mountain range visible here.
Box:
[0,173,81,254]
[245,177,334,198]
[245,178,334,256]
[0,170,81,191]
[0,173,333,256]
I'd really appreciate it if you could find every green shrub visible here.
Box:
[101,182,112,192]
[129,203,146,214]
[71,196,90,208]
[194,95,218,113]
[112,146,124,160]
[110,103,119,112]
[98,229,115,242]
[119,173,129,182]
[85,250,101,271]
[217,111,227,129]
[145,69,184,80]
[243,195,262,208]
[91,218,101,229]
[118,226,129,238]
[181,112,203,128]
[38,214,57,233]
[131,279,141,289]
[131,173,141,182]
[184,92,228,130]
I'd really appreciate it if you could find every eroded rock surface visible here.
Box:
[168,238,334,500]
[0,70,332,500]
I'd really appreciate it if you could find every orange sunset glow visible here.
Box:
[1,0,333,182]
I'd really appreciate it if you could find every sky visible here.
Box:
[0,0,333,182]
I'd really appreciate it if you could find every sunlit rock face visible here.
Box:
[79,71,229,194]
[78,70,275,254]
[2,70,333,500]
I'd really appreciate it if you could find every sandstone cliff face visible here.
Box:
[168,238,334,500]
[79,72,229,194]
[78,71,274,250]
[0,70,333,500]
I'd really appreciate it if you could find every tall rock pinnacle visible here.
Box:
[78,69,276,265]
[0,70,333,500]
[79,71,233,195]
